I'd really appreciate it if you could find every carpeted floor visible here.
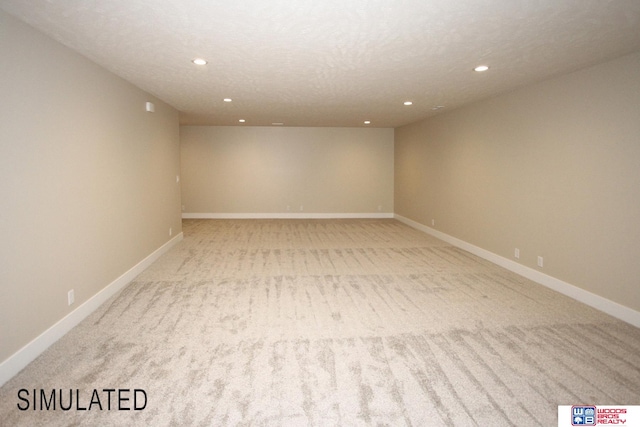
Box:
[1,219,639,426]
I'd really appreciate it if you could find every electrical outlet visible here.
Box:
[300,205,304,211]
[68,289,75,306]
[378,205,382,211]
[537,256,544,267]
[169,227,172,236]
[514,248,520,259]
[431,219,435,227]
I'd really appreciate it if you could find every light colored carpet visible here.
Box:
[1,219,639,426]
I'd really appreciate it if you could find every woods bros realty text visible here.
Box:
[17,388,147,411]
[559,405,640,426]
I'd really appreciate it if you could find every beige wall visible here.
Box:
[0,11,182,362]
[181,126,394,215]
[395,51,640,312]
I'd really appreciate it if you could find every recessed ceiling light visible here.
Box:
[364,121,371,124]
[238,119,246,123]
[403,101,413,106]
[192,58,207,65]
[223,98,232,102]
[474,65,489,72]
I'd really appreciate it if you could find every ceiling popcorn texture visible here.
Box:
[2,0,640,127]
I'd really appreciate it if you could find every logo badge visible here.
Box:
[571,406,596,426]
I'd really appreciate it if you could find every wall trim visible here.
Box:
[183,212,395,219]
[394,214,640,328]
[0,232,184,387]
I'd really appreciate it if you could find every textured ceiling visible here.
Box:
[2,0,640,127]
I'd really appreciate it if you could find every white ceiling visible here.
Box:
[2,0,640,128]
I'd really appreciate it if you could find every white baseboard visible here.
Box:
[0,232,184,387]
[394,214,640,328]
[183,212,394,219]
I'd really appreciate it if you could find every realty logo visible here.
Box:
[572,406,596,426]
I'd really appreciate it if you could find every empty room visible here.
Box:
[1,1,639,426]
